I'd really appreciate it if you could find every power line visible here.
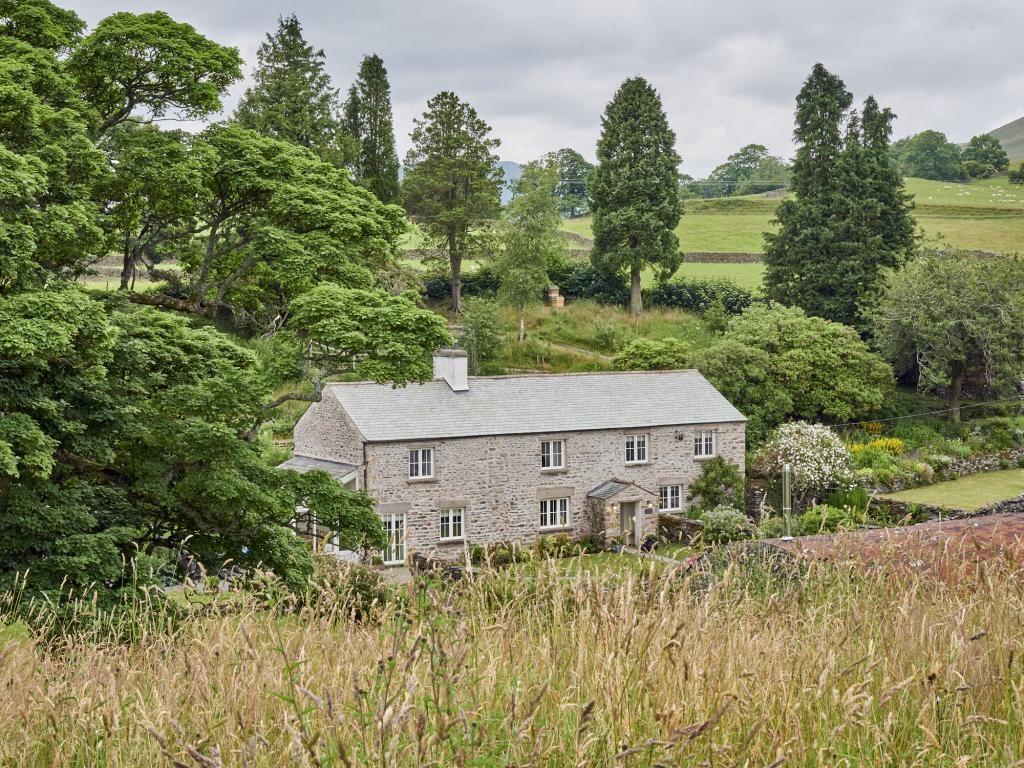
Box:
[827,396,1024,429]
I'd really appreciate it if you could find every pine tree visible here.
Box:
[403,91,503,312]
[347,54,400,203]
[234,14,351,166]
[590,78,681,315]
[764,64,912,329]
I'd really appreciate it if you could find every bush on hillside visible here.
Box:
[423,264,501,300]
[612,337,690,370]
[547,260,629,305]
[648,278,754,315]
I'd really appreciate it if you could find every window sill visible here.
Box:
[438,537,465,544]
[540,467,568,475]
[539,526,573,534]
[407,477,437,484]
[659,508,683,514]
[625,461,650,466]
[693,455,718,462]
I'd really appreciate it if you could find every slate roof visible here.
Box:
[588,480,632,499]
[324,369,745,443]
[277,455,358,479]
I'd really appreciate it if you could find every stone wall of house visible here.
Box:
[363,421,746,561]
[292,389,365,469]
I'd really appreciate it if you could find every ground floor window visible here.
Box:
[381,511,406,565]
[540,497,570,529]
[439,508,464,541]
[659,484,683,512]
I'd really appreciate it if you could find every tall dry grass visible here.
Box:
[2,556,1024,766]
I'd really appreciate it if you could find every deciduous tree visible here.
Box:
[495,161,562,340]
[961,133,1009,178]
[403,91,503,313]
[68,10,241,138]
[869,250,1024,421]
[590,77,682,315]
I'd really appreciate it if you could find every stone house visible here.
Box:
[281,350,746,564]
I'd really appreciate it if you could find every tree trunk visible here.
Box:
[449,228,462,314]
[195,219,220,308]
[630,261,643,316]
[519,309,526,342]
[119,233,134,290]
[948,362,965,423]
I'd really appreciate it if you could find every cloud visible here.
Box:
[63,0,1024,175]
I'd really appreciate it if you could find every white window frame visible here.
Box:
[624,433,648,464]
[381,511,406,565]
[541,439,565,470]
[694,430,716,458]
[539,497,570,530]
[659,484,683,512]
[409,447,434,479]
[439,507,464,542]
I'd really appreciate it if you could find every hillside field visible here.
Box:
[561,176,1024,257]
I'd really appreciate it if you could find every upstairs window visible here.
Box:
[541,440,565,469]
[694,430,716,458]
[624,434,648,464]
[409,447,434,479]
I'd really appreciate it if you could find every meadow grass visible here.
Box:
[3,555,1024,766]
[524,300,711,354]
[881,469,1024,511]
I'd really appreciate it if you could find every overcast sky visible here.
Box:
[64,0,1024,176]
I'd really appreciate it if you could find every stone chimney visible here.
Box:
[433,348,469,392]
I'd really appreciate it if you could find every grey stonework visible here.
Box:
[302,413,744,561]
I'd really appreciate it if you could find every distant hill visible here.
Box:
[988,116,1024,163]
[498,160,522,204]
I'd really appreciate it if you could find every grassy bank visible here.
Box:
[4,559,1024,766]
[562,176,1024,256]
[881,468,1024,511]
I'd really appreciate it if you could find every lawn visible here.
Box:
[881,469,1024,511]
[670,262,765,291]
[560,176,1024,256]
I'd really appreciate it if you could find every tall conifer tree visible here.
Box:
[590,78,681,315]
[235,15,352,166]
[764,64,913,329]
[347,54,400,203]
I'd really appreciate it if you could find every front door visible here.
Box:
[381,512,406,565]
[619,502,637,547]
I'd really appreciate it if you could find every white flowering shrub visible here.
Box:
[755,422,854,502]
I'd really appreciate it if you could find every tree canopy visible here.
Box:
[590,77,682,315]
[764,64,914,329]
[961,134,1009,178]
[234,14,351,166]
[0,4,448,600]
[68,10,241,137]
[891,130,966,181]
[347,54,401,203]
[403,91,503,313]
[544,147,594,217]
[495,161,562,340]
[869,249,1024,421]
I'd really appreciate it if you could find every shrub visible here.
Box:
[796,504,865,535]
[755,422,855,503]
[648,278,755,315]
[696,505,753,545]
[826,486,872,515]
[612,337,690,370]
[460,297,505,375]
[687,456,745,513]
[547,260,629,305]
[423,264,502,300]
[757,516,786,539]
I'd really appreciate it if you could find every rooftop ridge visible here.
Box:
[325,368,702,387]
